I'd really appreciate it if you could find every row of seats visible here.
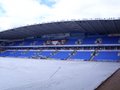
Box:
[0,50,55,59]
[50,51,71,60]
[0,50,119,62]
[94,51,120,61]
[67,36,120,45]
[8,38,44,46]
[0,36,120,46]
[71,51,92,60]
[82,36,120,44]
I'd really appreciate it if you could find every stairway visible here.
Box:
[89,50,98,61]
[66,50,77,60]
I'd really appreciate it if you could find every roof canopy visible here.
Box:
[0,19,120,40]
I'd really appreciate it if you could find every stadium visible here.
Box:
[0,19,120,90]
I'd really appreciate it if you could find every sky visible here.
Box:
[0,0,120,32]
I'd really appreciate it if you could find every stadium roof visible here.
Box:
[0,19,120,40]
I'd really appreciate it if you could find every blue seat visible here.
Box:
[50,51,71,60]
[94,51,120,61]
[70,51,92,60]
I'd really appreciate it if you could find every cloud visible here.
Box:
[0,5,5,17]
[0,0,120,32]
[38,0,56,7]
[0,0,51,31]
[48,0,120,19]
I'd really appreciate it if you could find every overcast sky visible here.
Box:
[0,0,120,32]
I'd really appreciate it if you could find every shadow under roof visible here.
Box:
[0,19,120,40]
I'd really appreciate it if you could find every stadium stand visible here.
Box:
[3,35,120,46]
[0,19,120,62]
[0,35,120,61]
